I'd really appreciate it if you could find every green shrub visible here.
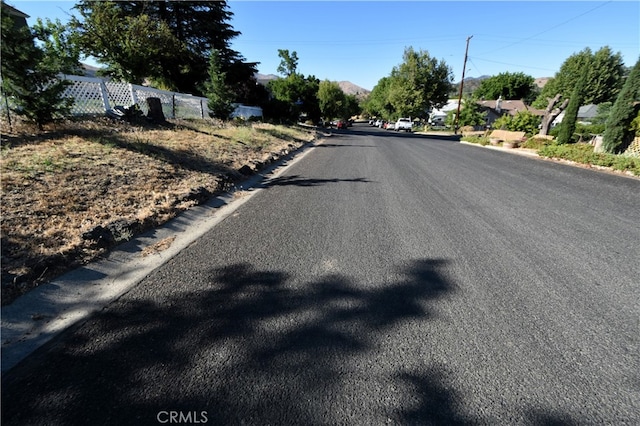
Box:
[521,137,551,150]
[575,122,605,142]
[491,111,541,136]
[538,143,640,175]
[462,135,489,145]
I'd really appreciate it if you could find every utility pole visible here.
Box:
[454,35,473,134]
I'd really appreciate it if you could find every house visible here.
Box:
[428,99,460,126]
[477,97,546,127]
[1,2,29,29]
[552,104,599,126]
[1,2,28,26]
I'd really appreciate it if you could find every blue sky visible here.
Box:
[9,1,640,91]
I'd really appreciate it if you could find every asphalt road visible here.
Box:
[3,124,639,425]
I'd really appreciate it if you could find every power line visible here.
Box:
[476,1,613,56]
[469,57,558,73]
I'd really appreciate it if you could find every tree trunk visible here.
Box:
[538,94,569,136]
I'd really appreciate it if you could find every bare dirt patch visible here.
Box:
[1,117,317,305]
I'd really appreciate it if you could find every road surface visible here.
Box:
[3,124,639,424]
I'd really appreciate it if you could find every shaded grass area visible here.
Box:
[0,118,316,305]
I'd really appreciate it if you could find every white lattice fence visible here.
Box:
[61,75,110,114]
[623,137,640,158]
[59,75,210,119]
[2,74,258,121]
[132,85,175,117]
[175,93,209,119]
[103,81,134,110]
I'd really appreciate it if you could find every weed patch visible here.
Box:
[1,118,317,305]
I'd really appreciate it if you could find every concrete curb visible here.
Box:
[459,140,540,157]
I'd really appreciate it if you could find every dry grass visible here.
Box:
[1,117,317,305]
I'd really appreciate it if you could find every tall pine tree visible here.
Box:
[1,5,73,130]
[204,49,234,119]
[602,58,640,153]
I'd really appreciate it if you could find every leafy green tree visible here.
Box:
[1,8,72,130]
[387,47,453,119]
[299,75,321,124]
[557,57,590,144]
[344,94,361,119]
[203,49,234,119]
[276,49,299,77]
[474,72,537,104]
[602,57,640,153]
[592,102,613,125]
[73,1,257,99]
[71,2,182,85]
[454,96,486,127]
[533,46,625,108]
[318,80,346,120]
[363,77,394,120]
[266,50,320,123]
[32,18,83,75]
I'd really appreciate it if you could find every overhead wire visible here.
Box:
[475,1,613,56]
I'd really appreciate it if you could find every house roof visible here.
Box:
[477,99,546,116]
[430,99,460,116]
[1,2,29,19]
[552,104,601,125]
[578,104,599,119]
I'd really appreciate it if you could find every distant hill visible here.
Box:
[338,81,370,100]
[451,75,490,97]
[534,77,551,88]
[255,73,279,86]
[256,73,370,100]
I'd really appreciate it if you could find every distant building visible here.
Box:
[552,104,600,126]
[477,99,546,127]
[428,100,460,126]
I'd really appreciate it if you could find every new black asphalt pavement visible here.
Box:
[3,123,639,424]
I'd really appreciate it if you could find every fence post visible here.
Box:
[129,84,139,108]
[99,81,111,111]
[172,94,176,119]
[201,99,205,119]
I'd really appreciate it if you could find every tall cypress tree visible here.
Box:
[602,58,640,153]
[557,58,590,144]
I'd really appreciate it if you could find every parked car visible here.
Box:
[394,117,413,132]
[336,120,348,129]
[375,119,384,127]
[385,121,396,130]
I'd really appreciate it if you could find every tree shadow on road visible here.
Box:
[1,258,580,425]
[262,174,373,188]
